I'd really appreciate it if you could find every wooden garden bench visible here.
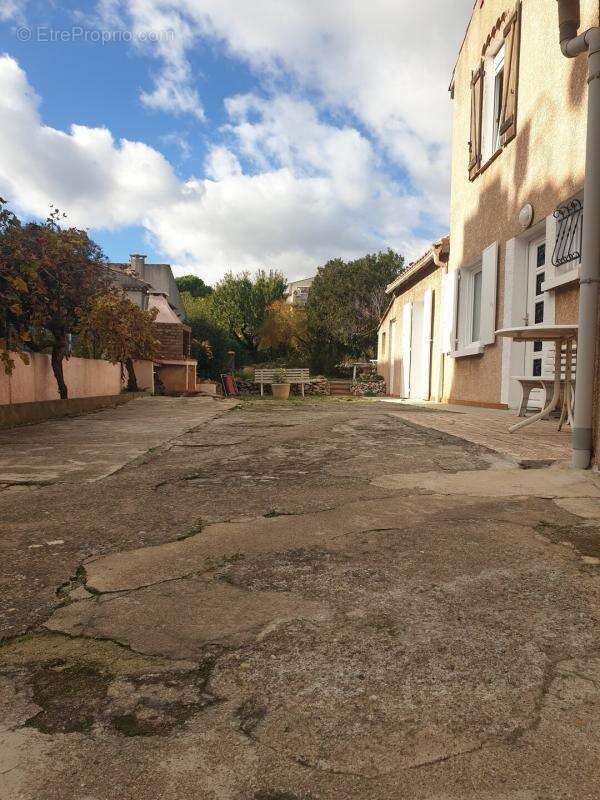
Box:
[254,368,311,397]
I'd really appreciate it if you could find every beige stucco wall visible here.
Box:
[158,362,198,394]
[555,284,580,325]
[0,353,154,405]
[132,360,155,394]
[447,0,598,405]
[377,266,443,399]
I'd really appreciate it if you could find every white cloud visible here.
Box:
[203,146,241,180]
[224,94,376,209]
[140,62,205,120]
[0,1,478,279]
[100,0,474,224]
[159,131,192,160]
[0,56,429,283]
[93,0,205,120]
[0,57,179,228]
[0,0,24,23]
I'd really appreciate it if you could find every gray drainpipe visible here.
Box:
[432,240,447,403]
[557,1,600,468]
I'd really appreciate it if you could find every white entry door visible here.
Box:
[388,319,397,395]
[525,237,548,408]
[407,291,434,401]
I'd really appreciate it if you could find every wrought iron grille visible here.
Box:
[552,199,583,268]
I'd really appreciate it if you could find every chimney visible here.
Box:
[129,253,146,277]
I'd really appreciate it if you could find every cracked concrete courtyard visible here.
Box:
[3,396,600,799]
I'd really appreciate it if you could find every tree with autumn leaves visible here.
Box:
[0,202,39,375]
[1,200,158,398]
[78,290,159,391]
[258,300,309,358]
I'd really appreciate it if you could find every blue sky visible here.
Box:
[0,0,473,284]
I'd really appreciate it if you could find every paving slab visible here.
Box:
[555,496,600,519]
[386,403,573,464]
[0,396,238,484]
[80,494,447,593]
[46,580,332,658]
[373,460,600,498]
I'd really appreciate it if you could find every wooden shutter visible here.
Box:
[480,242,499,346]
[468,62,484,181]
[499,2,522,146]
[420,289,433,400]
[441,271,458,354]
[401,303,412,397]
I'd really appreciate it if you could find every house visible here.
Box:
[111,254,186,319]
[284,277,314,306]
[378,237,450,400]
[109,255,197,394]
[378,0,596,417]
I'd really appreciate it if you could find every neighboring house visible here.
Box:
[284,277,314,306]
[109,255,197,394]
[111,254,186,320]
[378,0,596,414]
[147,291,196,394]
[378,237,450,400]
[106,263,152,311]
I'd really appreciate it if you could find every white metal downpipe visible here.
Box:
[557,1,600,468]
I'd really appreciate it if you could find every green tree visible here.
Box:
[306,249,404,370]
[29,209,108,398]
[258,300,309,356]
[181,292,234,378]
[209,269,286,360]
[0,203,108,397]
[0,201,39,374]
[78,289,159,391]
[175,274,212,298]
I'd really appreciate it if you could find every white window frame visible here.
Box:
[454,262,485,357]
[481,41,505,165]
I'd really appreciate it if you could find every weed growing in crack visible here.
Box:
[177,518,203,540]
[55,565,87,599]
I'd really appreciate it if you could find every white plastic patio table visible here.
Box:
[495,324,578,433]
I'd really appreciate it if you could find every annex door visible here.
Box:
[388,319,397,395]
[409,301,423,399]
[401,303,412,397]
[408,290,433,401]
[420,289,433,400]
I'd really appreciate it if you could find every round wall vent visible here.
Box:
[519,203,534,230]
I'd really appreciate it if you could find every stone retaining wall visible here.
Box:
[236,377,330,397]
[351,379,387,397]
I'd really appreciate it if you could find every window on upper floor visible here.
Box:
[481,44,505,164]
[380,331,387,357]
[468,3,521,181]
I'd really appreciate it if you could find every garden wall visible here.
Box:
[0,351,153,406]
